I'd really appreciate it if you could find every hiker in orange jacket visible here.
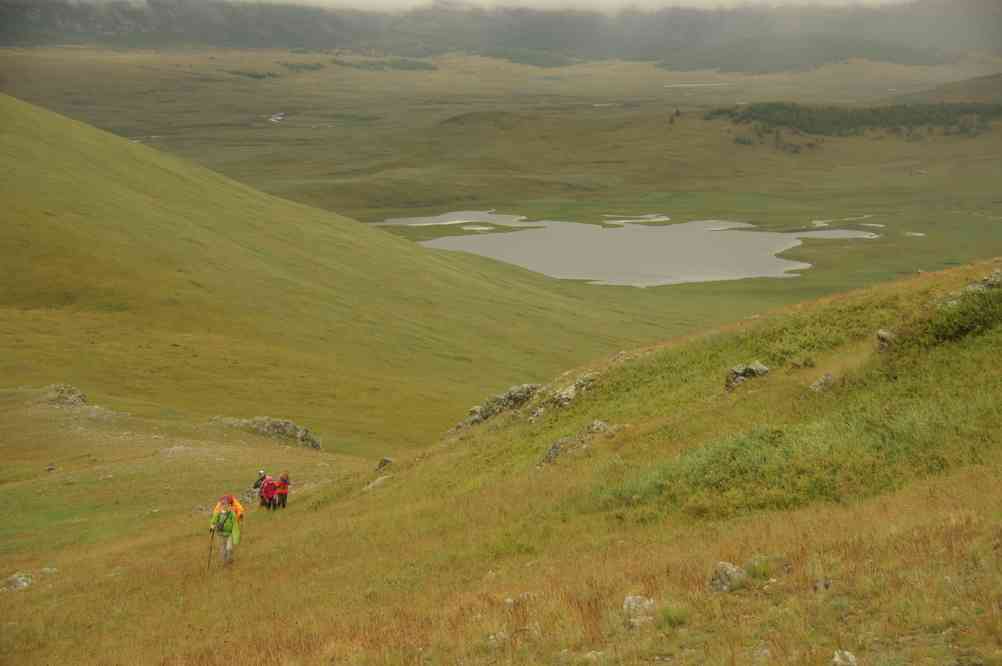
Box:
[275,472,290,509]
[209,495,245,564]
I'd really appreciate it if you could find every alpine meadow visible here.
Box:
[3,0,1002,664]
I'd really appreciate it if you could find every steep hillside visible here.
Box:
[0,93,765,453]
[5,260,1002,664]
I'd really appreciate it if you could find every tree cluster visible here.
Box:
[708,102,1002,137]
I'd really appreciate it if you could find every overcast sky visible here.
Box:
[277,0,914,10]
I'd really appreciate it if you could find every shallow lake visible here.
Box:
[380,212,879,287]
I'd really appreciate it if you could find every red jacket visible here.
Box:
[261,477,277,500]
[276,477,290,495]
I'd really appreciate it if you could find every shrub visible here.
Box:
[657,604,689,630]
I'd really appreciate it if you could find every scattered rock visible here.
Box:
[551,374,597,408]
[541,437,575,465]
[42,384,87,406]
[622,595,655,617]
[4,573,33,592]
[752,645,772,663]
[813,577,833,592]
[46,464,56,473]
[540,420,621,466]
[583,651,605,662]
[832,650,858,666]
[486,631,509,648]
[375,457,394,473]
[364,475,392,492]
[40,567,58,576]
[725,362,770,391]
[213,416,322,449]
[588,420,611,434]
[458,384,541,429]
[876,329,897,352]
[528,406,546,423]
[810,373,835,393]
[709,561,747,592]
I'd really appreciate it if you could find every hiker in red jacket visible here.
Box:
[260,475,278,510]
[275,472,291,509]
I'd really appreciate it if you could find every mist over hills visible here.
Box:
[2,0,1000,72]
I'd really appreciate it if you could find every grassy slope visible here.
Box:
[1,93,773,453]
[897,72,1002,104]
[5,260,1002,665]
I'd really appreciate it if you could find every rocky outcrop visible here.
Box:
[42,384,87,406]
[375,457,394,473]
[550,374,597,408]
[213,416,322,449]
[725,362,770,391]
[457,384,541,429]
[939,269,1002,309]
[709,561,747,592]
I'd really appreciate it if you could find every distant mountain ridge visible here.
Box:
[2,0,1000,72]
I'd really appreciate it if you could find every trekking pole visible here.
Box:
[207,528,215,573]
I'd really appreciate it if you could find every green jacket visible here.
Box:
[210,510,242,545]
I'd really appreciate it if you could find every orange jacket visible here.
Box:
[211,497,246,522]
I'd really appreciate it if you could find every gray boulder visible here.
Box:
[810,373,835,393]
[709,561,747,592]
[832,650,858,666]
[42,384,87,406]
[725,362,770,391]
[4,573,33,592]
[876,329,897,352]
[622,595,655,617]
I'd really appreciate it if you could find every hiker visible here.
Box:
[275,472,290,509]
[209,495,245,565]
[250,470,266,506]
[260,474,278,510]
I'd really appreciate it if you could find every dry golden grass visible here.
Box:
[5,260,1002,665]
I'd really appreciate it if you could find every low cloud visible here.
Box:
[274,0,914,10]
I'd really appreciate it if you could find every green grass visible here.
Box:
[4,93,836,454]
[6,261,1002,665]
